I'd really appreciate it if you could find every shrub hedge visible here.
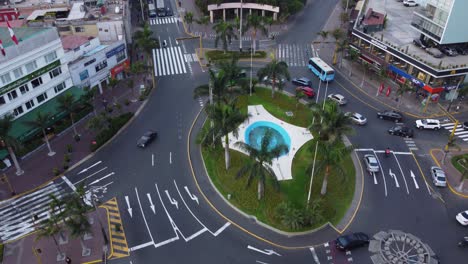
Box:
[90,112,133,152]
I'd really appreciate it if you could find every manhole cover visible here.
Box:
[285,111,294,117]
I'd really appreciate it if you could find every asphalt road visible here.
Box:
[44,0,468,263]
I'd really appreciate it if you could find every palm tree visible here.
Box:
[308,101,353,144]
[48,194,69,243]
[134,23,159,89]
[65,185,92,256]
[316,30,329,49]
[234,130,289,200]
[35,216,65,260]
[256,59,291,98]
[0,114,23,175]
[263,16,274,36]
[315,140,353,195]
[57,92,79,138]
[81,86,98,116]
[395,80,413,108]
[24,111,55,156]
[336,39,348,68]
[206,100,249,170]
[360,62,370,87]
[244,14,268,53]
[295,88,306,109]
[213,21,238,53]
[184,11,194,31]
[193,68,229,104]
[331,28,343,65]
[215,55,242,87]
[108,78,119,105]
[348,48,359,77]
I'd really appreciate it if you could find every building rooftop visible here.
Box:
[362,8,385,26]
[0,27,52,48]
[61,35,93,51]
[359,0,468,70]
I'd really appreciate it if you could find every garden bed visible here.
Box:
[205,50,267,62]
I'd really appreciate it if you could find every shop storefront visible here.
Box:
[110,59,130,79]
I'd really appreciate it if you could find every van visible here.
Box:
[148,4,157,18]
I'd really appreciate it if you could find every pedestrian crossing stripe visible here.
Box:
[441,122,468,141]
[275,43,312,67]
[149,17,178,25]
[153,46,187,76]
[100,197,129,259]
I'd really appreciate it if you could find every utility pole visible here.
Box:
[239,0,243,52]
[249,42,253,96]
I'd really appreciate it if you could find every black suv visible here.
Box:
[377,110,403,122]
[137,130,158,148]
[439,46,458,56]
[388,126,414,138]
[335,232,370,250]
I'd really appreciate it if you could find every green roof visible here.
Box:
[10,86,86,142]
[0,27,53,48]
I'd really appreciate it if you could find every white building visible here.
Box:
[0,27,81,141]
[62,35,128,94]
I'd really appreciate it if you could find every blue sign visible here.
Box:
[106,44,126,58]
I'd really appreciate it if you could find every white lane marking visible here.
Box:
[61,176,77,192]
[247,245,282,256]
[167,46,176,75]
[130,241,153,251]
[355,148,375,152]
[165,190,178,209]
[152,154,154,167]
[147,193,156,214]
[176,46,187,73]
[74,167,108,185]
[256,261,269,264]
[373,150,388,197]
[154,183,181,247]
[78,161,102,175]
[410,170,420,190]
[393,153,409,194]
[372,171,378,185]
[184,186,199,205]
[89,172,114,185]
[170,152,172,164]
[152,49,157,76]
[125,195,133,218]
[156,48,163,76]
[134,188,154,244]
[309,247,321,264]
[212,222,231,237]
[162,47,169,76]
[389,169,400,188]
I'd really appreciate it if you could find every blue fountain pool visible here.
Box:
[244,121,291,156]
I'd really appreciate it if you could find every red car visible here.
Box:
[296,86,315,98]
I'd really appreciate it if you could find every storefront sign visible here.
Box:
[0,60,61,95]
[110,59,130,78]
[106,44,126,58]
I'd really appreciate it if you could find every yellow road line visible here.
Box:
[429,148,468,198]
[99,197,130,259]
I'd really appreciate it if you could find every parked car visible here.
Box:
[413,39,427,49]
[430,166,447,187]
[165,7,173,16]
[403,0,418,6]
[377,110,403,122]
[415,119,441,130]
[262,76,286,85]
[439,46,458,56]
[327,94,347,105]
[335,232,370,250]
[364,154,379,173]
[137,130,158,148]
[345,112,367,125]
[292,77,312,87]
[388,125,414,138]
[426,48,444,58]
[456,210,468,226]
[454,45,468,55]
[296,86,315,98]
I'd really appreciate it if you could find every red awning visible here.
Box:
[111,59,130,78]
[422,85,444,94]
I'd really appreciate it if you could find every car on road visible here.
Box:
[262,76,286,85]
[456,210,468,226]
[137,130,158,148]
[345,112,367,125]
[364,154,379,173]
[415,119,441,130]
[388,125,414,138]
[430,166,447,187]
[335,232,370,250]
[327,93,347,105]
[377,110,403,122]
[296,86,315,98]
[403,0,418,6]
[413,39,427,49]
[292,77,312,87]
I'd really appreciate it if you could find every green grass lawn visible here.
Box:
[201,87,355,232]
[205,50,267,61]
[451,154,468,174]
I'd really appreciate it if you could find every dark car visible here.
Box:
[165,7,173,16]
[439,46,458,56]
[413,39,427,49]
[377,110,403,122]
[335,232,370,250]
[137,130,158,148]
[292,77,312,87]
[454,45,468,55]
[388,125,414,138]
[296,86,315,98]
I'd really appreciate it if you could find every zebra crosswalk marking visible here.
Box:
[149,17,178,25]
[153,46,188,76]
[441,122,468,141]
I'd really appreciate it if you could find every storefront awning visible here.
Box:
[422,85,444,94]
[388,65,413,80]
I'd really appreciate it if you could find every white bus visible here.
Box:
[148,3,157,18]
[307,57,335,82]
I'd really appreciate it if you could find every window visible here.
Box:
[54,82,66,93]
[13,67,23,79]
[25,100,35,110]
[31,77,43,88]
[75,26,85,32]
[25,60,38,73]
[95,60,107,72]
[84,58,96,67]
[79,70,89,81]
[13,106,23,116]
[45,51,57,63]
[0,73,11,85]
[49,67,62,79]
[36,92,48,103]
[57,26,71,32]
[0,96,5,105]
[116,50,126,63]
[19,84,29,94]
[7,90,17,101]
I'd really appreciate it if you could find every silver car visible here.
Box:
[346,112,367,125]
[364,154,379,173]
[430,166,447,187]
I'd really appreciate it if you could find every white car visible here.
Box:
[363,154,379,173]
[346,112,367,125]
[430,166,447,187]
[403,0,418,7]
[456,210,468,226]
[327,94,347,105]
[415,119,441,130]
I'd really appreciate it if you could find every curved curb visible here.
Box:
[429,148,468,198]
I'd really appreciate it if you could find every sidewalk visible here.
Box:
[2,208,109,264]
[431,149,468,196]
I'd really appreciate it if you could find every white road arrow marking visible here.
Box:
[309,247,321,264]
[372,172,378,185]
[78,161,102,175]
[410,170,420,189]
[389,169,400,188]
[184,186,199,205]
[247,245,282,256]
[147,193,156,214]
[125,195,133,218]
[165,190,178,209]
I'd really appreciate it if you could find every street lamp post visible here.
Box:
[239,0,243,52]
[249,42,253,96]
